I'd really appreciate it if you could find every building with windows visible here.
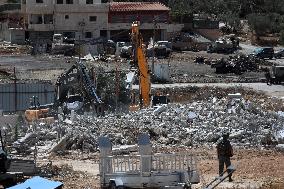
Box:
[21,0,109,43]
[0,0,24,44]
[0,0,184,44]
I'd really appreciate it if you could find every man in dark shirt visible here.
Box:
[217,132,233,182]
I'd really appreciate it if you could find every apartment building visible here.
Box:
[0,1,24,44]
[21,0,109,42]
[0,0,184,45]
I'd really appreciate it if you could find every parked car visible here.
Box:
[250,47,274,59]
[146,41,172,58]
[274,49,284,59]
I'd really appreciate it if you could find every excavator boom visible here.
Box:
[137,48,151,107]
[131,21,151,108]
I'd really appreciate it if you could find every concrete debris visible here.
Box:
[211,55,271,74]
[275,129,284,144]
[49,136,70,153]
[0,42,32,55]
[153,104,167,115]
[10,94,284,155]
[276,144,284,152]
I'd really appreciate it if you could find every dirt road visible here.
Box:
[47,148,284,189]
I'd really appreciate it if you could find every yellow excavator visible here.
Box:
[129,21,151,111]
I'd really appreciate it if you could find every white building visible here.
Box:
[0,0,183,44]
[21,0,109,42]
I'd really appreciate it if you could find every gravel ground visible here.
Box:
[41,147,284,189]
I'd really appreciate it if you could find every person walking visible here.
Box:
[264,69,272,85]
[217,132,234,182]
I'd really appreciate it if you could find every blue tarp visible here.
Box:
[7,176,63,189]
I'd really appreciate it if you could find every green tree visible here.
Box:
[247,13,272,35]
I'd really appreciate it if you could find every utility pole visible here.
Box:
[151,18,157,74]
[115,61,120,113]
[14,67,17,112]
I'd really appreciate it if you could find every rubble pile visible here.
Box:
[167,57,266,83]
[211,55,271,75]
[11,91,284,155]
[0,42,31,55]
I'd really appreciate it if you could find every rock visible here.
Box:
[275,129,284,144]
[49,136,70,153]
[276,144,284,152]
[153,104,167,115]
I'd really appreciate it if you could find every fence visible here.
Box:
[0,82,55,112]
[100,152,196,174]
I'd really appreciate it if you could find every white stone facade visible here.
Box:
[21,0,183,41]
[21,0,109,40]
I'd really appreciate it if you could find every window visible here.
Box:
[36,0,43,3]
[44,14,53,24]
[85,32,92,38]
[57,0,63,4]
[100,30,107,38]
[66,0,73,4]
[86,0,93,4]
[89,16,97,22]
[30,14,43,24]
[65,15,69,19]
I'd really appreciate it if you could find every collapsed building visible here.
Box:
[1,87,283,157]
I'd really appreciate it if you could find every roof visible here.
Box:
[110,2,170,12]
[7,176,63,189]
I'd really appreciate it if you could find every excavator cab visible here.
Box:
[55,61,105,116]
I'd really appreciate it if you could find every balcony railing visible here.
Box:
[28,24,54,31]
[0,3,21,13]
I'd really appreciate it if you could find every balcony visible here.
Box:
[28,24,54,31]
[108,23,169,30]
[0,3,21,13]
[54,3,108,13]
[25,4,54,13]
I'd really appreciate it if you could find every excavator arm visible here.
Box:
[137,48,151,107]
[55,61,104,115]
[131,21,151,108]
